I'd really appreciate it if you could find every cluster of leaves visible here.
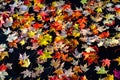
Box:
[0,0,120,80]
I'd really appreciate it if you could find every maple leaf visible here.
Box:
[34,64,44,76]
[37,49,43,55]
[73,66,82,73]
[113,57,120,65]
[7,33,18,42]
[73,48,82,59]
[80,0,87,4]
[50,22,63,31]
[19,53,30,68]
[33,22,43,29]
[0,16,5,27]
[77,17,87,24]
[80,63,89,72]
[61,53,68,61]
[0,51,9,61]
[21,69,32,78]
[80,75,88,80]
[71,74,80,80]
[27,31,36,38]
[0,64,7,71]
[20,39,26,46]
[54,69,63,75]
[99,31,110,39]
[101,59,111,68]
[105,74,114,80]
[72,30,80,37]
[82,52,99,65]
[49,75,59,80]
[19,59,30,68]
[2,28,12,35]
[104,0,110,3]
[0,71,8,80]
[51,59,60,69]
[39,50,52,60]
[0,44,7,52]
[64,68,74,77]
[73,23,79,29]
[95,66,108,74]
[72,10,82,19]
[104,14,115,20]
[96,7,102,13]
[38,34,52,46]
[112,0,120,3]
[113,69,120,79]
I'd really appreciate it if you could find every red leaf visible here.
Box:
[0,64,7,71]
[24,0,30,5]
[99,31,110,38]
[33,22,43,29]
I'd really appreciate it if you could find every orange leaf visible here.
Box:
[71,74,80,80]
[50,22,62,31]
[77,17,87,24]
[54,69,63,75]
[72,10,82,19]
[61,53,68,61]
[79,23,86,29]
[33,6,41,12]
[62,4,71,10]
[73,66,82,73]
[66,57,73,62]
[82,52,99,65]
[8,39,18,48]
[92,29,99,35]
[80,75,88,80]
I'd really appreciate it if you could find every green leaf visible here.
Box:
[96,67,108,74]
[37,78,41,80]
[40,50,52,60]
[73,23,79,29]
[80,0,87,4]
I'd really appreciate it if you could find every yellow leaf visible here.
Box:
[29,16,35,21]
[96,7,102,13]
[72,30,80,37]
[19,59,30,67]
[20,40,26,45]
[105,74,114,80]
[39,54,46,60]
[52,1,57,7]
[56,9,62,15]
[114,57,120,65]
[104,0,110,3]
[112,0,120,3]
[28,31,36,38]
[37,15,42,20]
[0,51,9,61]
[90,24,96,30]
[40,40,48,46]
[38,34,52,46]
[13,14,19,18]
[55,36,63,42]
